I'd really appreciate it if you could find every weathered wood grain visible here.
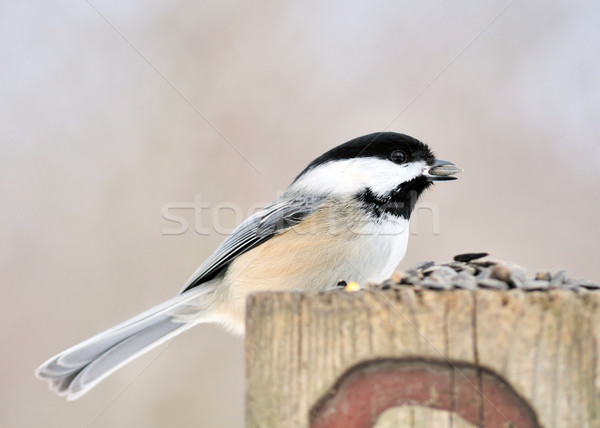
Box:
[245,289,600,428]
[374,405,475,428]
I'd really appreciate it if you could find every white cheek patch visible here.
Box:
[291,158,427,197]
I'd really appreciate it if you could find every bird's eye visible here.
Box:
[390,150,407,164]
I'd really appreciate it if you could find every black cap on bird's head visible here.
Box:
[301,132,435,170]
[294,132,461,184]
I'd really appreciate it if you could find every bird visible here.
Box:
[36,131,460,400]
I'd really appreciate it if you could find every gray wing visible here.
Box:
[180,194,325,293]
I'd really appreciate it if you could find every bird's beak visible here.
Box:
[424,159,462,181]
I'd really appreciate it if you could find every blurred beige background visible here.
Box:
[2,0,599,427]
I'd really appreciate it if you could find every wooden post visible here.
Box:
[245,289,600,428]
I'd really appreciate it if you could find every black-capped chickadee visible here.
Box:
[36,131,460,399]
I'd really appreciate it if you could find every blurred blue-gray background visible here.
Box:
[2,1,599,426]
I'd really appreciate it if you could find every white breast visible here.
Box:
[343,213,409,283]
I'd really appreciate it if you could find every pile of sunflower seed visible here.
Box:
[376,252,599,292]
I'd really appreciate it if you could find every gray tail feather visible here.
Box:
[36,286,212,400]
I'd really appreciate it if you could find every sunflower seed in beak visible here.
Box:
[429,164,462,176]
